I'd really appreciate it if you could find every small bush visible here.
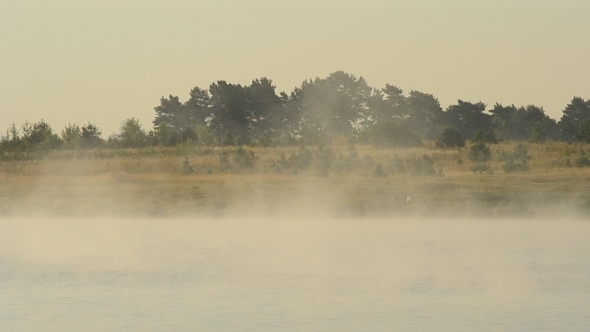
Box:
[468,143,492,163]
[219,150,231,170]
[232,147,257,169]
[390,155,406,173]
[270,147,314,173]
[181,157,193,174]
[222,133,236,146]
[333,145,362,172]
[289,148,314,173]
[502,143,530,173]
[372,163,387,177]
[472,163,493,174]
[468,143,492,174]
[575,150,590,168]
[406,154,438,176]
[313,146,335,177]
[271,152,290,172]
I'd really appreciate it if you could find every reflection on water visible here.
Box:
[1,218,589,331]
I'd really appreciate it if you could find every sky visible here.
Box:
[1,1,589,136]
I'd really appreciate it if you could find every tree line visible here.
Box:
[2,71,590,158]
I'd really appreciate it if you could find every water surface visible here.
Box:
[1,218,589,331]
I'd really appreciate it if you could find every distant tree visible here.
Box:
[0,123,24,157]
[155,125,180,146]
[436,127,465,148]
[153,89,209,145]
[365,121,422,148]
[196,125,214,146]
[154,95,192,146]
[405,90,444,140]
[22,120,61,150]
[184,86,212,125]
[246,77,285,138]
[530,122,547,143]
[490,103,557,141]
[367,87,443,140]
[61,122,102,148]
[370,84,408,123]
[61,124,81,148]
[559,96,590,141]
[208,80,250,138]
[575,119,590,143]
[515,105,556,141]
[471,130,499,144]
[490,103,517,140]
[80,122,103,148]
[291,71,372,137]
[113,118,147,148]
[445,100,491,139]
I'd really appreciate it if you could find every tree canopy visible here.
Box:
[0,71,588,158]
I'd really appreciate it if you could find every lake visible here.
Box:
[1,217,589,331]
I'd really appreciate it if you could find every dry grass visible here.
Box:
[2,141,590,218]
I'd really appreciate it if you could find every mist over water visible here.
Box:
[1,217,589,331]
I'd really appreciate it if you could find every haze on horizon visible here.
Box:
[1,2,589,135]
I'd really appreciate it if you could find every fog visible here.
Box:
[1,216,589,331]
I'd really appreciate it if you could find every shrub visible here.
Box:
[468,143,492,174]
[372,162,387,177]
[232,147,258,169]
[222,133,236,146]
[219,150,231,170]
[313,146,335,177]
[468,143,492,163]
[181,157,193,174]
[271,152,290,172]
[288,147,314,173]
[502,143,531,172]
[575,150,590,168]
[270,146,334,175]
[471,163,492,174]
[390,155,406,173]
[406,154,438,176]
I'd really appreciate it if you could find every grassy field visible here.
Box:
[2,140,590,218]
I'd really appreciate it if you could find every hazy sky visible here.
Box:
[1,2,589,135]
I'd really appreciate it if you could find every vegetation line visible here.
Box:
[1,71,589,161]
